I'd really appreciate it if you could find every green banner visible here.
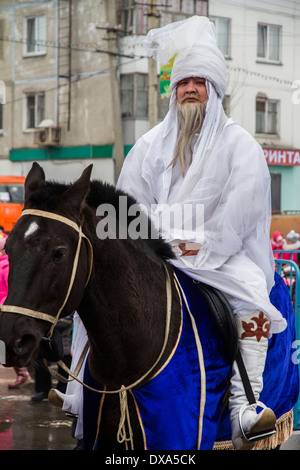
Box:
[160,55,176,100]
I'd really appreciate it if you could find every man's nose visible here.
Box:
[186,81,197,93]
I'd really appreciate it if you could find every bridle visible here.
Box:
[1,208,94,338]
[0,207,173,380]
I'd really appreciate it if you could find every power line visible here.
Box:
[227,66,294,86]
[0,35,143,59]
[2,69,110,107]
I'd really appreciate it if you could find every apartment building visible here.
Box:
[119,0,300,212]
[0,0,118,183]
[0,0,300,212]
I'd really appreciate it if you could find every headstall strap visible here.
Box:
[1,208,94,338]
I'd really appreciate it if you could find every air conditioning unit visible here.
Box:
[34,126,62,146]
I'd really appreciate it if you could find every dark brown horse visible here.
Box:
[0,162,182,450]
[0,163,298,451]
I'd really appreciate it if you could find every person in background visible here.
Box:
[271,229,300,262]
[0,238,8,305]
[271,231,285,252]
[0,238,31,389]
[284,229,300,251]
[0,227,8,240]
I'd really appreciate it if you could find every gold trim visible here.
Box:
[149,274,183,380]
[129,390,148,450]
[173,272,206,450]
[93,387,106,450]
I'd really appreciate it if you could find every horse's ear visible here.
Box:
[61,164,93,211]
[24,162,46,202]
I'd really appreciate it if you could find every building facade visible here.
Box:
[0,0,300,213]
[0,0,118,183]
[119,0,300,212]
[209,0,300,213]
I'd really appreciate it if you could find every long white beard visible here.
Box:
[171,101,207,176]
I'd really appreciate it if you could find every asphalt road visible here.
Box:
[0,365,75,450]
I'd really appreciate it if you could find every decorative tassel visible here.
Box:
[213,409,294,450]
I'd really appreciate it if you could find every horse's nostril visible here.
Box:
[13,335,36,356]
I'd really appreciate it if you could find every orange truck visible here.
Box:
[0,176,25,233]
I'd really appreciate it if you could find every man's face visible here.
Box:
[176,77,208,105]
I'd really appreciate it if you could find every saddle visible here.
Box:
[194,281,238,363]
[194,281,257,406]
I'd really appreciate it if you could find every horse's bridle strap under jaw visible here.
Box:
[1,208,94,337]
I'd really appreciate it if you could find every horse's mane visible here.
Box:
[27,179,175,262]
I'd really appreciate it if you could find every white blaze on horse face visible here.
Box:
[24,221,39,239]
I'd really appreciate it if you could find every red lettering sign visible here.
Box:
[263,148,300,166]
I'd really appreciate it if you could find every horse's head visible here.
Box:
[0,163,93,367]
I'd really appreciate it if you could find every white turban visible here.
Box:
[142,15,227,99]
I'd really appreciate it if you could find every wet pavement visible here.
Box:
[0,365,76,450]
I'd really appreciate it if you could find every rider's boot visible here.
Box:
[229,311,277,450]
[48,388,65,408]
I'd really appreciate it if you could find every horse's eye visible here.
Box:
[52,247,67,262]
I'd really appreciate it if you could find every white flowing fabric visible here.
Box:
[62,312,88,440]
[142,15,227,99]
[117,100,286,334]
[117,15,286,334]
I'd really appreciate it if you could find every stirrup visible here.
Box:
[238,402,277,442]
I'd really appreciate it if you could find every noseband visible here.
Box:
[1,209,93,338]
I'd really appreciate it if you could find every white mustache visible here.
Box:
[183,93,201,102]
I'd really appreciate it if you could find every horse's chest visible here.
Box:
[82,282,230,450]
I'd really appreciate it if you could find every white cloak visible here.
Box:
[117,90,286,335]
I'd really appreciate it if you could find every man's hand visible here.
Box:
[179,242,202,256]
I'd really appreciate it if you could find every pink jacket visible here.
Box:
[0,254,9,305]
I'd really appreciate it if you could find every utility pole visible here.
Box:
[104,0,125,181]
[67,0,72,131]
[147,0,159,129]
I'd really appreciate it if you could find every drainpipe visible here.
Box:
[55,0,59,126]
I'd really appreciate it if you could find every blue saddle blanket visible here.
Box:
[83,269,299,450]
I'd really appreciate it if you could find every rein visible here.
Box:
[1,209,93,338]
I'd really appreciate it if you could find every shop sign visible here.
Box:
[263,148,300,166]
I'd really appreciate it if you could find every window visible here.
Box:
[222,95,231,116]
[25,93,45,129]
[257,24,280,62]
[117,0,208,35]
[159,96,169,120]
[270,173,281,213]
[0,20,4,60]
[121,74,148,118]
[210,17,231,57]
[256,97,278,134]
[0,104,3,134]
[25,15,46,56]
[0,184,24,204]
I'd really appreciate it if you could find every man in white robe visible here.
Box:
[116,16,286,449]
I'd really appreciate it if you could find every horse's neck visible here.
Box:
[78,239,180,388]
